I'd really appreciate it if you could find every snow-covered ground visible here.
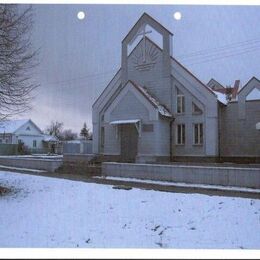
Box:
[0,171,259,248]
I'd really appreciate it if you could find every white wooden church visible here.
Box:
[92,13,260,163]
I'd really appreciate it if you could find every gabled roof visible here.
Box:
[0,119,43,134]
[128,80,173,118]
[207,78,225,89]
[238,76,260,94]
[207,78,226,94]
[0,119,29,134]
[122,12,173,44]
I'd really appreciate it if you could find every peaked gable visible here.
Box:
[0,119,29,134]
[207,78,226,92]
[14,119,43,135]
[238,76,260,96]
[122,12,173,45]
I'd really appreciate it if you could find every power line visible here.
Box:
[186,45,260,66]
[39,38,260,88]
[176,37,260,60]
[179,43,260,62]
[45,69,118,85]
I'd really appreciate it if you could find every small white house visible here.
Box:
[0,119,47,150]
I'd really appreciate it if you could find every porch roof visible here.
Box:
[110,119,140,125]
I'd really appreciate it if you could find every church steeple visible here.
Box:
[121,13,173,110]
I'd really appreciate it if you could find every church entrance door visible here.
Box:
[120,124,138,162]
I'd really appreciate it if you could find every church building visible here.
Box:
[92,13,260,163]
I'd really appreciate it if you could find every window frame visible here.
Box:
[176,89,185,114]
[193,123,203,145]
[33,140,37,148]
[176,124,185,145]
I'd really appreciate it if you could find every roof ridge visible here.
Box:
[128,80,173,118]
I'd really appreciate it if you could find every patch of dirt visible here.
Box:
[0,186,11,196]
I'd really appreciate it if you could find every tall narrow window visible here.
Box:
[100,127,105,148]
[176,124,185,145]
[193,123,203,145]
[33,140,37,148]
[177,88,185,113]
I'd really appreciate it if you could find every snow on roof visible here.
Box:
[0,119,29,134]
[43,135,59,142]
[131,81,173,118]
[110,119,140,125]
[213,91,228,105]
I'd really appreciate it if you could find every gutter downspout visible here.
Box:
[169,117,175,161]
[218,105,222,162]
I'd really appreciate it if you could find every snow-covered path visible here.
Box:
[0,171,259,248]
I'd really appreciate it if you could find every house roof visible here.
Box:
[128,80,173,118]
[0,119,29,134]
[43,135,59,142]
[207,78,225,89]
[213,91,228,105]
[0,119,43,134]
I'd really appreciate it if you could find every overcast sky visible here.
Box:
[17,4,260,133]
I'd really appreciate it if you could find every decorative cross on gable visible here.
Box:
[134,25,152,62]
[121,13,173,83]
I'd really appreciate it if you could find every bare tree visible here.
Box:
[61,129,78,141]
[0,4,39,120]
[45,121,64,140]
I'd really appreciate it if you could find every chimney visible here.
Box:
[232,80,240,100]
[226,85,232,101]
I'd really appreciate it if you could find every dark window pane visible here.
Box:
[194,124,198,144]
[182,125,185,144]
[200,124,203,144]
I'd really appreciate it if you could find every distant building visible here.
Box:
[92,13,260,163]
[0,119,58,152]
[207,78,240,101]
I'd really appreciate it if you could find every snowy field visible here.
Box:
[0,171,259,249]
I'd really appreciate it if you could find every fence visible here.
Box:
[0,144,18,155]
[102,162,260,189]
[63,140,93,154]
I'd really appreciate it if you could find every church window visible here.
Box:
[193,123,203,145]
[100,127,105,148]
[142,124,154,132]
[176,124,185,145]
[177,88,185,114]
[26,126,31,131]
[192,102,203,114]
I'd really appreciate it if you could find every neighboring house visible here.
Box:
[207,78,240,101]
[0,119,59,153]
[92,13,260,163]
